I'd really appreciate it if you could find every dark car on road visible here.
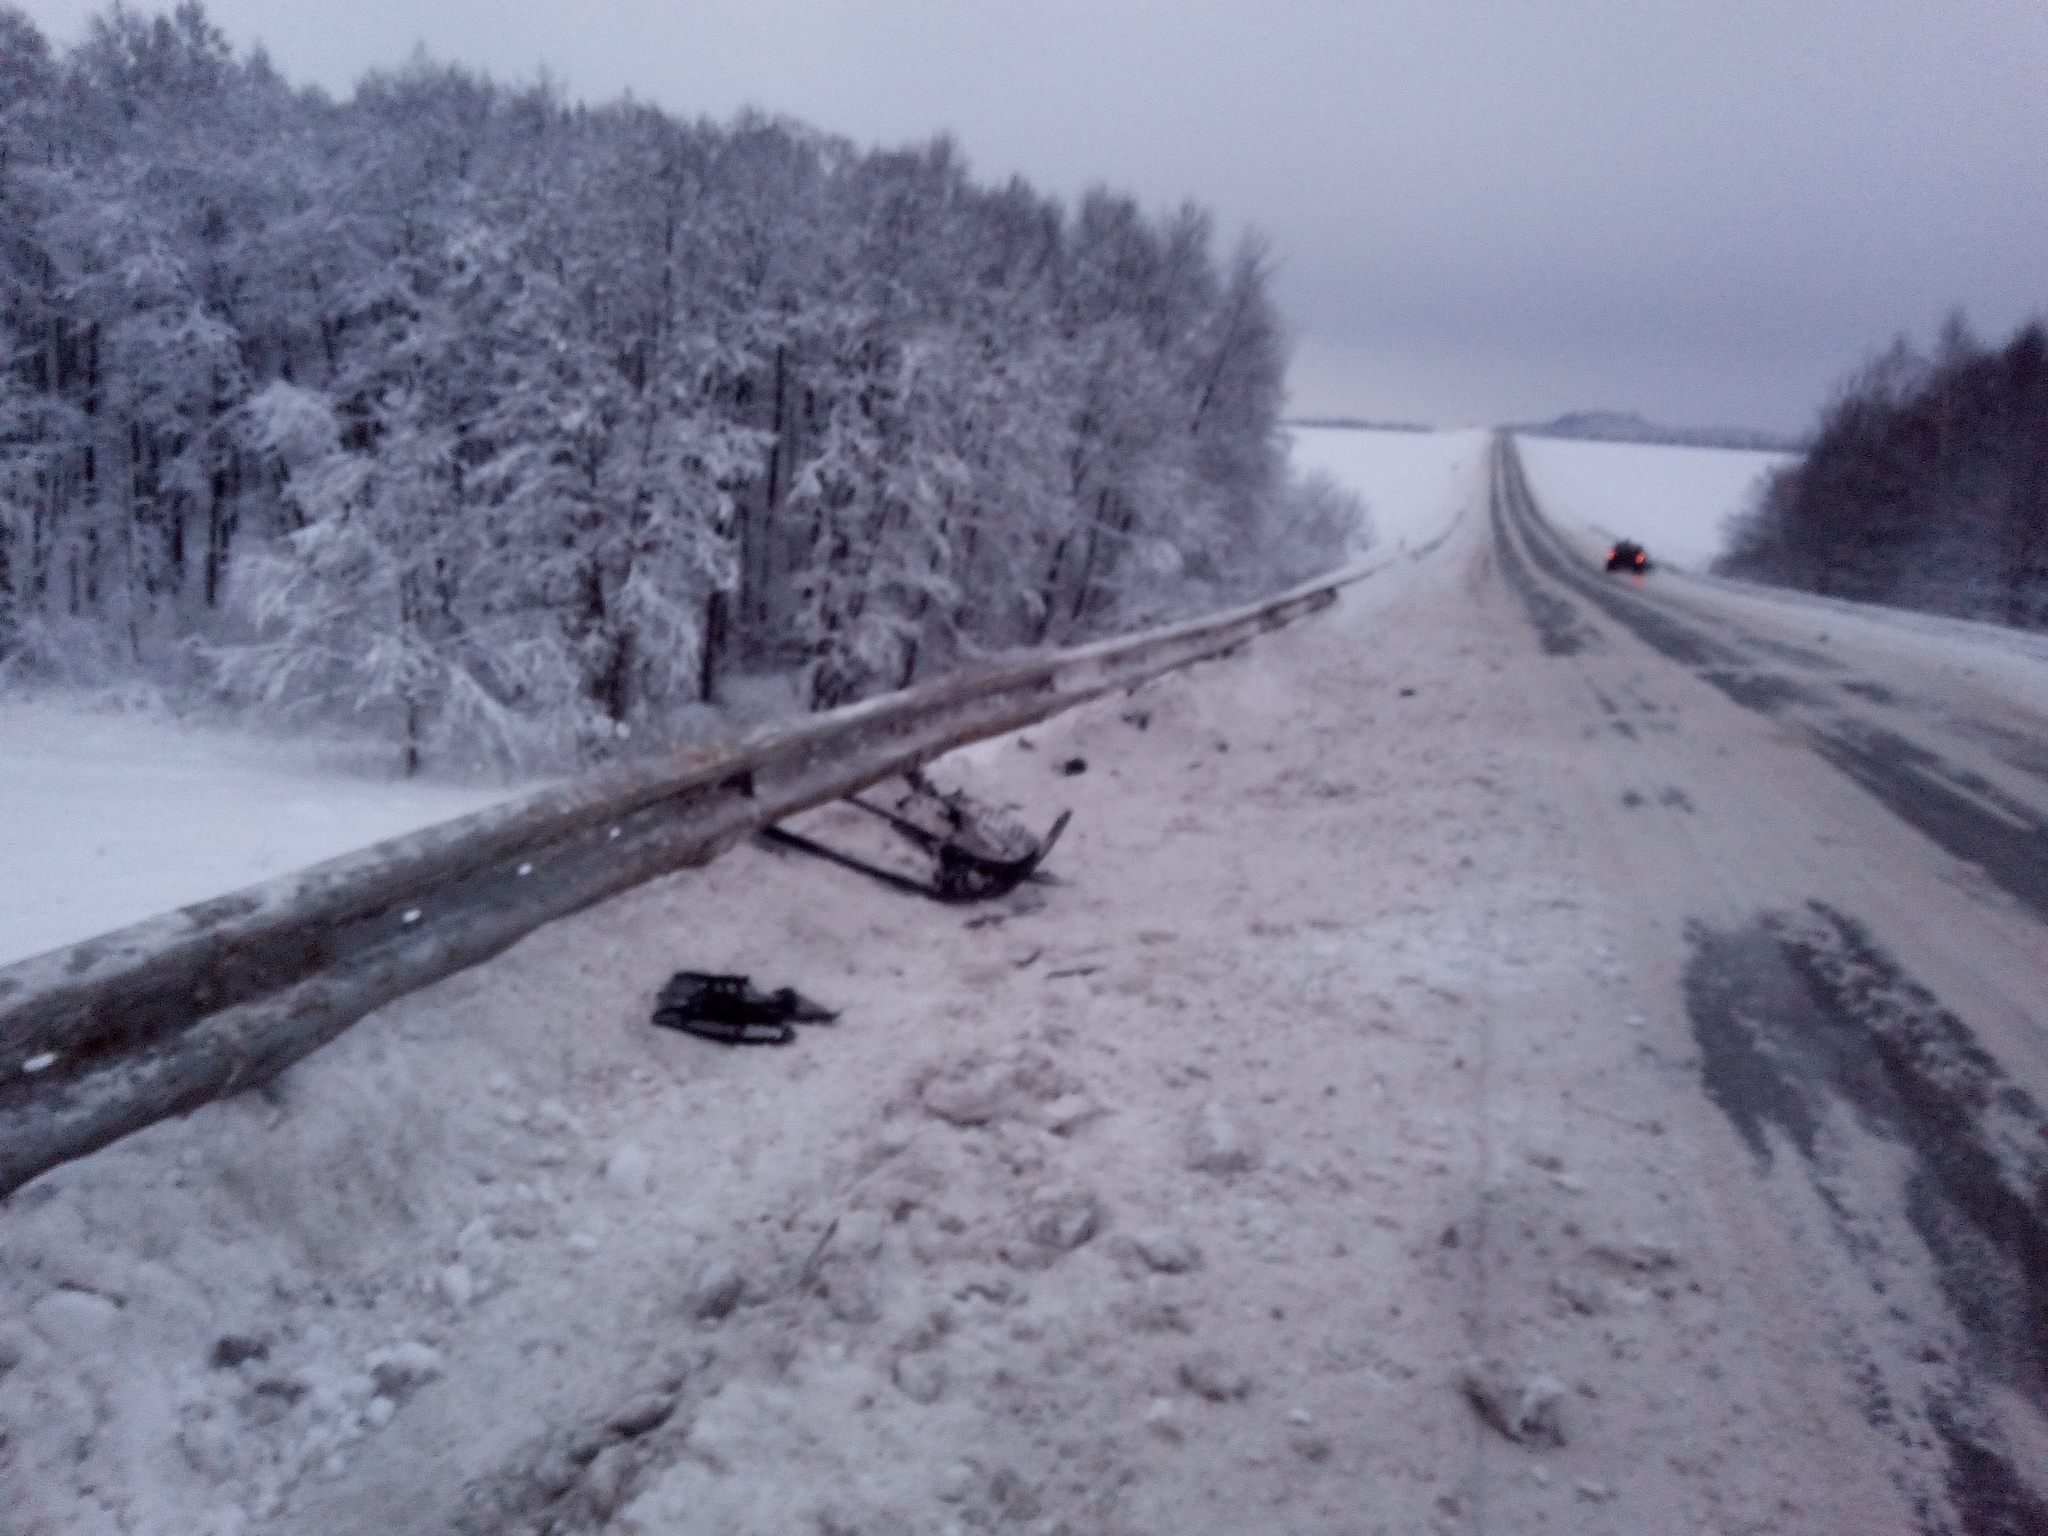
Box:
[1606,539,1650,573]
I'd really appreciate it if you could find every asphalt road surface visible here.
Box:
[1486,433,2048,1534]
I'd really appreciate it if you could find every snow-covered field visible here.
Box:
[1286,425,1485,553]
[1512,434,1795,572]
[0,701,540,968]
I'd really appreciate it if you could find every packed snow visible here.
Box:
[1512,434,1796,572]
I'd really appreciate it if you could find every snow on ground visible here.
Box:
[1286,426,1486,553]
[11,433,2048,1533]
[3,465,1986,1533]
[0,441,1533,1536]
[0,539,1565,1536]
[0,698,539,967]
[1512,434,1795,572]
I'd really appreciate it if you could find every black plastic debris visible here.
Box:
[1398,687,1416,697]
[760,771,1070,905]
[1060,757,1087,776]
[651,972,836,1046]
[211,1336,270,1370]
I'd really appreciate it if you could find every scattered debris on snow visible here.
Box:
[648,972,837,1046]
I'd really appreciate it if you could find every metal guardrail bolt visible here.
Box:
[402,909,422,924]
[518,864,534,876]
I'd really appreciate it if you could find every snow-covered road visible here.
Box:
[4,435,2046,1535]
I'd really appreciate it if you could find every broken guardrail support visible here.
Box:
[0,559,1382,1197]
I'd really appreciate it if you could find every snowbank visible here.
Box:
[1513,434,1795,572]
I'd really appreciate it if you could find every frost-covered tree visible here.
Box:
[222,382,512,773]
[1721,317,2048,630]
[0,3,1334,769]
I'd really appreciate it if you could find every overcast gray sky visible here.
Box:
[16,0,2046,431]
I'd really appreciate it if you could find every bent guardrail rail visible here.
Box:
[0,557,1389,1197]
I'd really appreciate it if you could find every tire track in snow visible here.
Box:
[1485,450,1600,658]
[1490,433,2048,1529]
[1682,905,2048,1534]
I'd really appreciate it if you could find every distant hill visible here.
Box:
[1518,410,1804,452]
[1285,417,1435,433]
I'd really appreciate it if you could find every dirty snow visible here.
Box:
[1512,434,1796,572]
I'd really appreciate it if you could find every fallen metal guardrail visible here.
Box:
[0,558,1389,1198]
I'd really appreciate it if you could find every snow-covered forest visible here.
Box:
[0,4,1349,771]
[1719,317,2048,629]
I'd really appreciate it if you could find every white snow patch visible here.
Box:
[0,693,543,964]
[0,488,1978,1535]
[1286,425,1487,553]
[603,1143,654,1196]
